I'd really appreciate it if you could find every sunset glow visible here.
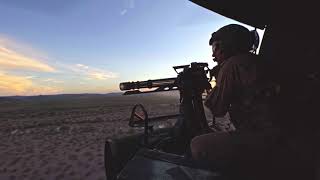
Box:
[0,0,263,96]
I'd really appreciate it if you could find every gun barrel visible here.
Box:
[119,77,176,91]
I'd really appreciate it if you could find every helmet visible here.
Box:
[209,24,255,54]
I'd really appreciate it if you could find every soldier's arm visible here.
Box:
[204,63,236,117]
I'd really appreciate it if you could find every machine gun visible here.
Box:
[120,62,216,95]
[119,62,215,151]
[104,62,218,180]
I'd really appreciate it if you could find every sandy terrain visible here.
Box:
[0,92,232,180]
[0,93,182,180]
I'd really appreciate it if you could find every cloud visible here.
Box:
[0,36,55,72]
[70,63,117,80]
[0,72,61,96]
[0,35,120,95]
[25,75,36,79]
[0,47,55,72]
[89,72,111,80]
[0,72,32,93]
[76,63,89,69]
[43,78,64,83]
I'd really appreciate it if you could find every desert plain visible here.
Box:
[0,91,233,180]
[0,91,183,180]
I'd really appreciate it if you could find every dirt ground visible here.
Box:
[0,93,182,180]
[0,92,233,180]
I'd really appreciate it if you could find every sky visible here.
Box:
[0,0,264,96]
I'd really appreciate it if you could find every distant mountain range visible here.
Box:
[0,92,121,99]
[0,91,179,102]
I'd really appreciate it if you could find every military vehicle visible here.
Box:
[104,0,319,179]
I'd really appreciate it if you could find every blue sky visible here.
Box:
[0,0,264,96]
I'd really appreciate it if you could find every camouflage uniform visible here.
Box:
[191,52,278,168]
[205,52,274,131]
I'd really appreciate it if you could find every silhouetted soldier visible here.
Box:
[190,24,278,176]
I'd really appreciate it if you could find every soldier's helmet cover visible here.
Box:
[209,24,258,52]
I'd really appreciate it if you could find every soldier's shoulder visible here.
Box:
[228,52,260,65]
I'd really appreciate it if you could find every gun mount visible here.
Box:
[103,62,216,180]
[120,62,213,147]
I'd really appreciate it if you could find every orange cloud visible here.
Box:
[0,72,32,93]
[0,72,61,96]
[89,72,114,80]
[72,63,117,80]
[0,46,55,72]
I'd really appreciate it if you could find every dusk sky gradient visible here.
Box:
[0,0,264,96]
